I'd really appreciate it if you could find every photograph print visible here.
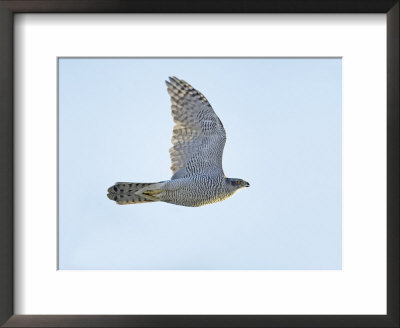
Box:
[58,58,342,270]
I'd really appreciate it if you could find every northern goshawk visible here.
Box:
[107,77,249,207]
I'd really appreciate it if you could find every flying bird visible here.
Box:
[107,77,249,207]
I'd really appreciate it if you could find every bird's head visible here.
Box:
[226,178,250,190]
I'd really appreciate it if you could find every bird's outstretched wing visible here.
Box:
[166,77,226,179]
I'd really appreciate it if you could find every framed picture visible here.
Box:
[0,1,398,327]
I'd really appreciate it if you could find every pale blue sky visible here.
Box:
[58,58,342,270]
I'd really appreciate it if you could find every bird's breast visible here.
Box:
[162,176,231,207]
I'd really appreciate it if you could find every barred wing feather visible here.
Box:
[165,77,226,179]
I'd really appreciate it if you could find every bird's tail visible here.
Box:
[107,182,161,205]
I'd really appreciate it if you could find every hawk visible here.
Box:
[107,77,249,207]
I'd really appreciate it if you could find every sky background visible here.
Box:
[58,58,342,270]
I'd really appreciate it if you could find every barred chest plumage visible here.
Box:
[160,176,238,207]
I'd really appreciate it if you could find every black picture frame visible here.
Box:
[0,1,398,327]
